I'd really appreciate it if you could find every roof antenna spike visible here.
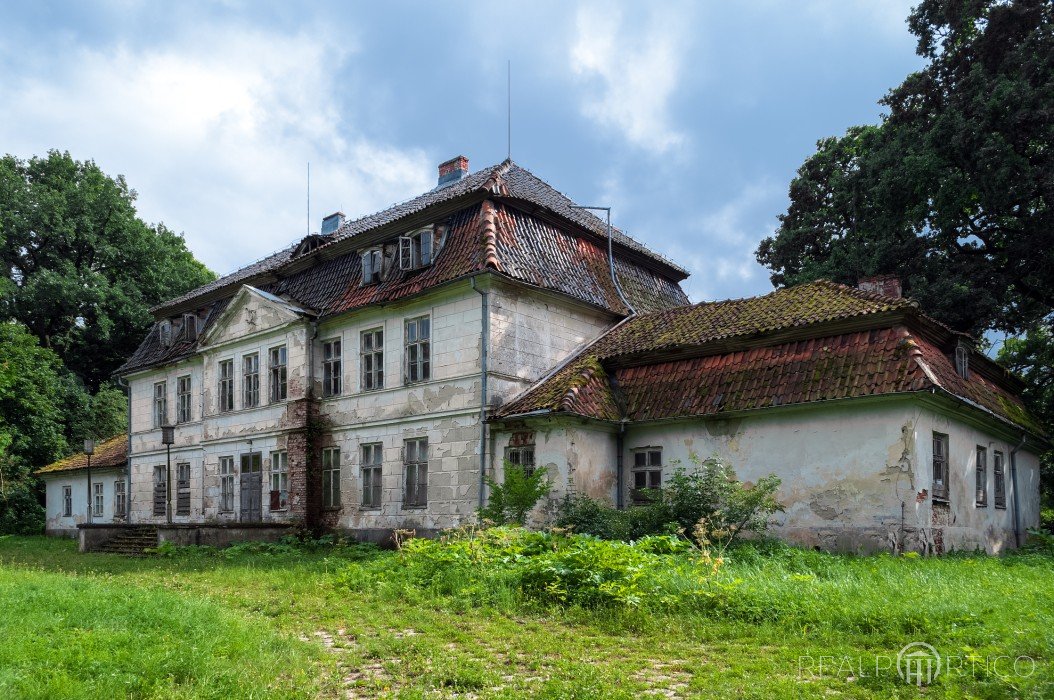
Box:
[306,161,311,236]
[507,59,512,161]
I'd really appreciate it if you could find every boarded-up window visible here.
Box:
[403,437,428,507]
[932,433,949,501]
[153,381,167,428]
[270,451,289,510]
[404,317,430,384]
[361,443,383,508]
[269,345,287,402]
[219,456,235,512]
[176,374,192,423]
[62,485,72,517]
[153,465,167,516]
[218,359,234,413]
[243,353,260,408]
[631,447,663,505]
[176,463,191,516]
[994,451,1006,509]
[975,445,988,507]
[322,447,341,509]
[114,480,126,519]
[361,328,384,390]
[323,339,342,397]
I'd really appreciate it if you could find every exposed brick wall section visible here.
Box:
[284,397,321,530]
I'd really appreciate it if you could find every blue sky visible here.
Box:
[0,0,923,303]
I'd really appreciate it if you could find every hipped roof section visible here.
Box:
[36,434,128,475]
[495,281,1045,439]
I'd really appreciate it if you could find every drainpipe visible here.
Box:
[569,205,636,316]
[117,376,132,522]
[471,276,489,508]
[1010,433,1026,548]
[616,421,626,509]
[306,319,319,530]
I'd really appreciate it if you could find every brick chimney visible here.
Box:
[857,274,902,299]
[437,155,469,187]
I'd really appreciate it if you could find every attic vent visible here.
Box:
[159,320,173,347]
[183,314,198,341]
[294,234,325,257]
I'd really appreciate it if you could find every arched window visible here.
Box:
[955,342,969,380]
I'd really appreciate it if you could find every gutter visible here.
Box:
[471,276,489,508]
[117,376,132,522]
[1010,433,1026,548]
[616,420,626,509]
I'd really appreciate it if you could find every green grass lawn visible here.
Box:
[0,534,1051,699]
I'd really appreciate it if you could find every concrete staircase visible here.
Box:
[94,526,160,555]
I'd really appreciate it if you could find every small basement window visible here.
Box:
[631,447,663,505]
[399,229,433,270]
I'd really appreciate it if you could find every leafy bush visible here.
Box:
[479,461,551,525]
[0,478,44,535]
[555,456,783,547]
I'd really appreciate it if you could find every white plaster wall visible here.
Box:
[44,468,127,535]
[129,446,205,524]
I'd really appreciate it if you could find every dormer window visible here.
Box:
[159,320,173,347]
[362,248,383,285]
[955,341,969,380]
[399,228,433,270]
[183,314,198,341]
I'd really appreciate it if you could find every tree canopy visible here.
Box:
[0,150,215,390]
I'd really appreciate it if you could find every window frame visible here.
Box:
[270,450,289,511]
[153,380,167,428]
[361,442,383,509]
[360,328,384,391]
[243,353,260,408]
[403,437,428,508]
[505,445,536,478]
[361,247,383,285]
[322,447,341,509]
[176,374,192,423]
[114,480,126,519]
[932,432,950,501]
[268,345,288,403]
[404,316,431,384]
[92,481,104,517]
[219,456,235,513]
[176,462,191,516]
[630,447,664,505]
[399,229,433,270]
[975,445,988,507]
[322,338,342,397]
[994,450,1007,509]
[218,359,234,413]
[955,343,970,380]
[62,485,73,517]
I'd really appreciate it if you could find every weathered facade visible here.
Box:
[41,158,1046,553]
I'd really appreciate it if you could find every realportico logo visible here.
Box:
[897,642,941,686]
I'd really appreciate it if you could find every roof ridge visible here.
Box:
[480,199,502,271]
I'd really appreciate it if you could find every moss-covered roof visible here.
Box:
[35,434,128,475]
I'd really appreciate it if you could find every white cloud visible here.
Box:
[0,23,433,276]
[569,3,690,154]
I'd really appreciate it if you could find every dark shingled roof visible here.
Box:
[119,162,689,376]
[36,434,128,475]
[496,281,1044,438]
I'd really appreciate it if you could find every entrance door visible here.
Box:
[239,453,262,522]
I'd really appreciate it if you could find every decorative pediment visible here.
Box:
[199,286,312,347]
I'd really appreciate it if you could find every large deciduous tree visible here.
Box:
[0,150,214,390]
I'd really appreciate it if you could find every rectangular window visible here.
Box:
[176,374,192,423]
[219,456,235,513]
[153,381,167,428]
[932,433,949,501]
[403,437,428,508]
[218,359,234,413]
[62,485,72,517]
[323,339,342,397]
[270,451,289,510]
[631,447,663,505]
[243,353,260,408]
[153,465,167,516]
[361,248,383,285]
[361,328,384,391]
[399,230,433,270]
[505,445,536,477]
[404,317,430,384]
[176,462,191,516]
[269,345,288,402]
[361,443,383,508]
[975,445,988,507]
[994,451,1006,509]
[92,482,104,517]
[322,447,341,509]
[114,480,126,519]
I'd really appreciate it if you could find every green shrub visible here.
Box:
[0,478,44,535]
[479,461,551,525]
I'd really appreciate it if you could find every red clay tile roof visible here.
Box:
[496,281,1043,437]
[36,434,128,475]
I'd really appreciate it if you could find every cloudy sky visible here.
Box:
[0,0,922,302]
